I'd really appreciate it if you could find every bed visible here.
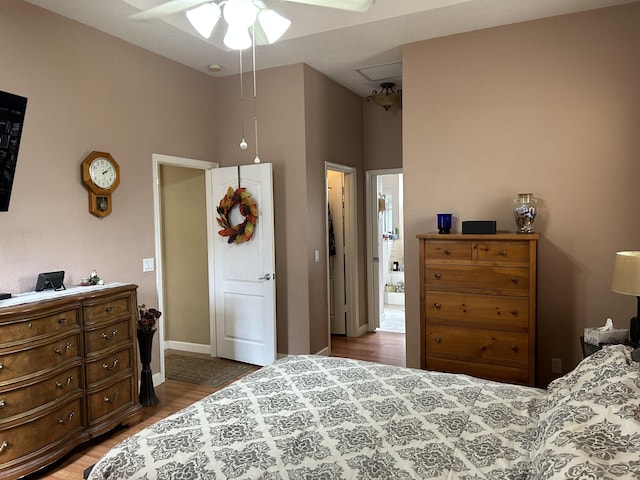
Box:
[88,344,640,479]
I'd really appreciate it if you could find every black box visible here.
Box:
[0,293,11,300]
[462,220,496,234]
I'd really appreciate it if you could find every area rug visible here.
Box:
[165,354,255,388]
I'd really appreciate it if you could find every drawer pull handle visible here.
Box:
[103,359,119,371]
[434,273,441,280]
[106,306,113,313]
[511,278,519,284]
[0,400,5,408]
[434,336,441,344]
[58,317,67,324]
[58,411,74,425]
[511,310,518,316]
[56,376,74,388]
[443,249,451,255]
[434,303,441,310]
[0,363,3,370]
[55,343,73,355]
[28,323,33,328]
[499,250,507,256]
[511,345,518,352]
[104,391,120,404]
[102,329,118,340]
[0,441,7,454]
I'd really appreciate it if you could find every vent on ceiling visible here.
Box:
[355,62,402,82]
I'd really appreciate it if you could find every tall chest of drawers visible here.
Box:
[418,233,538,386]
[0,284,143,479]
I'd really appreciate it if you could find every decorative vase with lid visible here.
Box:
[513,193,537,233]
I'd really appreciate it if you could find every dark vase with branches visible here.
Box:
[137,305,161,407]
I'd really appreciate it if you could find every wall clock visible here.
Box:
[81,151,120,217]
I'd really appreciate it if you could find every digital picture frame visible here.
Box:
[35,271,66,291]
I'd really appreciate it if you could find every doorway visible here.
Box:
[152,154,218,384]
[325,162,360,344]
[366,169,405,334]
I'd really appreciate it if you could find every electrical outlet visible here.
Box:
[551,357,562,374]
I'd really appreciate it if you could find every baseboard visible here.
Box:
[164,340,210,355]
[315,346,329,356]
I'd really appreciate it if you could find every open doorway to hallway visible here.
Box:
[367,170,405,334]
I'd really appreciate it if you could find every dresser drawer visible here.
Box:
[0,308,79,345]
[0,365,82,420]
[476,241,530,263]
[425,265,529,293]
[425,292,529,329]
[84,318,132,355]
[87,375,135,425]
[425,241,473,261]
[425,324,529,368]
[85,346,133,387]
[83,295,133,325]
[425,357,530,385]
[0,334,81,383]
[0,396,84,464]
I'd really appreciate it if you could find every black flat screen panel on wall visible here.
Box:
[0,90,28,211]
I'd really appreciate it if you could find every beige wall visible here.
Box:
[403,3,640,386]
[302,65,365,349]
[160,165,209,345]
[364,100,403,171]
[0,0,217,308]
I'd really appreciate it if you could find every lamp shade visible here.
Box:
[258,9,291,44]
[186,2,221,39]
[611,251,640,296]
[224,24,252,50]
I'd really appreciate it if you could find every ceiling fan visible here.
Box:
[129,0,376,21]
[130,0,375,50]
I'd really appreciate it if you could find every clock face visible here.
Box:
[89,157,117,189]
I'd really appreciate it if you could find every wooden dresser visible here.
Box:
[0,283,143,479]
[418,233,538,386]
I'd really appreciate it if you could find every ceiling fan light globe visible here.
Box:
[186,2,221,39]
[223,0,258,29]
[258,9,291,44]
[224,24,252,50]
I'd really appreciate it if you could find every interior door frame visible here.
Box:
[366,168,402,332]
[152,154,218,384]
[325,162,360,346]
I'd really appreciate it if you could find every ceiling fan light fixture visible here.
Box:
[224,23,253,50]
[257,9,291,44]
[186,2,221,39]
[367,82,402,111]
[223,0,258,28]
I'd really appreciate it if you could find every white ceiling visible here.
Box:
[23,0,635,97]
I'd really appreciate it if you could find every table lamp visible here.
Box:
[611,251,640,345]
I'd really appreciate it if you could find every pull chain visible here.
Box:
[252,23,260,163]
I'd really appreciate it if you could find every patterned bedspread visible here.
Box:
[88,346,640,479]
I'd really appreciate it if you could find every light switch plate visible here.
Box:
[142,258,154,272]
[314,250,320,263]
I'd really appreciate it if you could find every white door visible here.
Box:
[211,163,276,366]
[328,170,346,335]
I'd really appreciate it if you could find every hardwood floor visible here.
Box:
[34,331,404,479]
[330,331,406,367]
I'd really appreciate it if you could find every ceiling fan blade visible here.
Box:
[129,0,212,20]
[283,0,375,12]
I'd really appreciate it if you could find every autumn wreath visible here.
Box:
[216,186,259,244]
